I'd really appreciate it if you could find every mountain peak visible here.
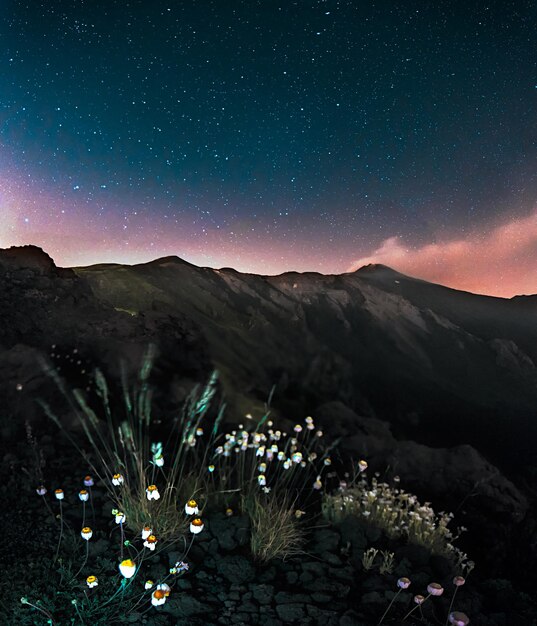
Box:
[0,245,57,274]
[354,263,400,275]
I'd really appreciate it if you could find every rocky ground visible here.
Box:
[1,431,536,626]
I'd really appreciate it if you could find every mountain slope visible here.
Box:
[74,256,537,471]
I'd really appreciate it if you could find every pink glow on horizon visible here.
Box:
[347,209,537,298]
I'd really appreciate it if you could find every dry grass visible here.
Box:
[242,491,306,563]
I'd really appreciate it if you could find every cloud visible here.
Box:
[347,211,537,298]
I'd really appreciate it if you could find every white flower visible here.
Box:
[79,490,89,502]
[283,460,291,470]
[81,527,93,540]
[54,489,64,500]
[196,427,204,436]
[449,611,470,626]
[145,580,154,590]
[36,486,47,496]
[313,476,322,490]
[293,424,303,433]
[146,485,160,500]
[118,559,136,578]
[291,452,302,464]
[184,499,199,515]
[427,582,444,596]
[141,526,152,540]
[258,474,266,486]
[151,589,167,606]
[190,518,204,534]
[152,453,164,467]
[83,475,94,487]
[115,511,126,524]
[158,582,170,591]
[86,575,98,588]
[143,535,157,550]
[112,473,124,486]
[397,577,411,589]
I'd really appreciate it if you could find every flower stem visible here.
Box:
[402,594,430,621]
[377,587,402,625]
[54,500,64,562]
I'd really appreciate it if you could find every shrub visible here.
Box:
[322,472,470,571]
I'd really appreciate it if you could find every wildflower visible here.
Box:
[143,534,158,550]
[86,575,98,588]
[295,509,306,518]
[358,459,368,472]
[305,416,313,424]
[291,452,302,464]
[152,453,164,467]
[449,612,470,626]
[256,446,265,457]
[294,424,303,433]
[453,576,466,586]
[83,476,94,487]
[262,486,271,493]
[190,518,204,534]
[414,595,425,604]
[145,580,154,590]
[157,583,171,596]
[146,485,160,501]
[225,508,233,517]
[184,499,199,515]
[151,589,167,606]
[277,451,286,461]
[208,464,215,473]
[78,489,89,502]
[283,460,291,470]
[141,525,152,540]
[196,427,204,436]
[115,511,126,524]
[36,486,47,496]
[118,559,136,578]
[81,527,93,540]
[112,473,124,486]
[258,474,267,486]
[54,489,64,500]
[175,561,189,572]
[427,582,444,596]
[397,577,411,589]
[258,462,267,472]
[313,476,322,490]
[316,430,323,437]
[324,457,332,466]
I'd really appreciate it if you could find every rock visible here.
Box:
[217,555,255,584]
[251,583,274,605]
[275,603,306,622]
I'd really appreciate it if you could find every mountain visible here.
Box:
[69,254,537,472]
[2,245,537,584]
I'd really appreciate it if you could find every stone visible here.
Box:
[275,603,306,622]
[217,555,256,584]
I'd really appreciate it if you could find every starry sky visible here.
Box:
[1,0,536,297]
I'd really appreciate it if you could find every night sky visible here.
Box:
[1,1,536,297]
